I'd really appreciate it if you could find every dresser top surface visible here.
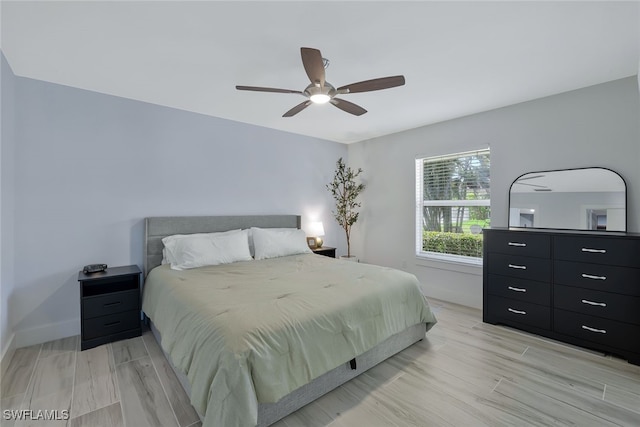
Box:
[485,227,640,239]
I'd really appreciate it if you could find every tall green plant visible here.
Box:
[326,158,365,257]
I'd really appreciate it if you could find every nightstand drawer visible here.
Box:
[486,274,550,306]
[554,260,640,296]
[486,295,550,330]
[82,289,139,319]
[554,285,640,325]
[554,236,640,268]
[488,254,551,283]
[485,231,550,258]
[554,309,640,353]
[83,310,140,341]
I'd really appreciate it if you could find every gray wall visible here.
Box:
[1,53,17,358]
[6,71,347,346]
[348,76,640,308]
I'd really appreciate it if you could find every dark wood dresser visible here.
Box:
[483,227,640,365]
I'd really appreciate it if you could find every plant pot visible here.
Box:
[340,255,359,262]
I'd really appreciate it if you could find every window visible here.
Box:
[415,149,490,264]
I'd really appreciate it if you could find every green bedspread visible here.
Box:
[142,254,437,427]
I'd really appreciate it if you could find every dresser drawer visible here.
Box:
[488,254,551,283]
[486,295,550,330]
[554,236,640,268]
[485,231,550,258]
[486,274,550,306]
[82,310,140,341]
[554,309,640,354]
[554,260,640,296]
[554,285,640,325]
[82,289,139,319]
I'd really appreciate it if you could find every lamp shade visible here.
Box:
[307,221,325,237]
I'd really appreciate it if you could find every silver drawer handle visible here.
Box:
[581,299,607,307]
[582,273,607,281]
[508,264,527,270]
[508,242,527,247]
[582,325,606,334]
[581,248,606,254]
[508,286,527,292]
[508,308,527,315]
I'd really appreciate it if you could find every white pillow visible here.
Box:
[162,229,242,264]
[251,227,312,260]
[162,229,252,270]
[247,227,294,257]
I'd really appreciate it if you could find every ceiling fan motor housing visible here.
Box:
[304,82,336,103]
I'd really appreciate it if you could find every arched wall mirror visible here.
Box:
[508,167,627,231]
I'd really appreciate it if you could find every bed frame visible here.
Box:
[143,215,426,427]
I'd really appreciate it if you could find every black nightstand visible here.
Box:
[312,247,336,258]
[78,265,142,350]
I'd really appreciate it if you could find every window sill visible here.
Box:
[415,253,483,275]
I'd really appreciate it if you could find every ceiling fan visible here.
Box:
[514,174,551,191]
[236,47,405,117]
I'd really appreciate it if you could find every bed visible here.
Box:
[141,215,437,427]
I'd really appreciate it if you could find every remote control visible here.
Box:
[83,264,108,274]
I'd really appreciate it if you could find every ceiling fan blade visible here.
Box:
[236,85,303,95]
[516,174,545,181]
[300,47,325,87]
[330,98,367,116]
[514,182,548,188]
[283,100,312,117]
[337,75,405,94]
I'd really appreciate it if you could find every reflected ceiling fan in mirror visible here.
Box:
[514,174,551,191]
[236,47,405,117]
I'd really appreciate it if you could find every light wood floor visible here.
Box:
[2,299,639,426]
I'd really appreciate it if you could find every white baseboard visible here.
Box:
[1,332,16,377]
[14,318,80,348]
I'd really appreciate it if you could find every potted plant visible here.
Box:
[327,158,365,260]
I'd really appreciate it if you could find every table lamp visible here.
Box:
[307,221,325,248]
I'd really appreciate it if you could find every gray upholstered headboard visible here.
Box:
[144,215,301,277]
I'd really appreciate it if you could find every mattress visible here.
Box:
[142,253,437,427]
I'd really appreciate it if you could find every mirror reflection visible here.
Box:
[509,168,626,231]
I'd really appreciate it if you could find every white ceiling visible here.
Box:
[2,1,639,144]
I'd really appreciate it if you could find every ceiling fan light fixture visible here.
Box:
[310,93,331,104]
[305,82,335,104]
